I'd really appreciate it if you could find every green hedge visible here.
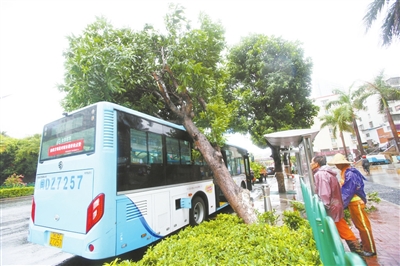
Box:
[106,212,321,266]
[0,186,34,198]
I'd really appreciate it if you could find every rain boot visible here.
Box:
[346,240,375,257]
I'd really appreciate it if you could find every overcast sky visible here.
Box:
[1,0,399,156]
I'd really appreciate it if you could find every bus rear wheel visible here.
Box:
[190,196,206,226]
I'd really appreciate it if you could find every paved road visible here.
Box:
[364,181,400,205]
[361,169,400,205]
[0,196,233,266]
[0,196,150,266]
[365,170,400,189]
[0,196,73,266]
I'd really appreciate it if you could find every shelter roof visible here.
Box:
[264,129,320,148]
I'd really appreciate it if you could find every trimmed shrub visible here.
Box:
[0,186,34,198]
[106,212,321,265]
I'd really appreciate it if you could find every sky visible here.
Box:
[1,0,399,156]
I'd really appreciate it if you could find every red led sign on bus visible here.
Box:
[48,139,84,156]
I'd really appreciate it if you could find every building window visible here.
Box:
[369,121,373,128]
[392,114,400,121]
[366,133,370,137]
[359,124,364,130]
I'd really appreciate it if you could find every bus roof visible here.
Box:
[66,101,186,131]
[64,101,248,152]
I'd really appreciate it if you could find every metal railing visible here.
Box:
[300,178,366,266]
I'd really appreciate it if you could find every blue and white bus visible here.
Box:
[28,101,251,259]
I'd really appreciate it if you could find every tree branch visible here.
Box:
[197,96,207,111]
[152,72,181,116]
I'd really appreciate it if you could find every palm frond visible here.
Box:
[363,0,387,31]
[381,0,400,46]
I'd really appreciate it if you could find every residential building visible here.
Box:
[311,77,400,161]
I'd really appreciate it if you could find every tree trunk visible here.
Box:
[386,107,400,153]
[271,145,286,193]
[339,130,349,159]
[182,116,258,224]
[352,118,365,156]
[152,69,257,224]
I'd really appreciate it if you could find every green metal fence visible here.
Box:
[300,178,366,266]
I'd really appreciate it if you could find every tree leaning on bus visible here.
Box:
[58,4,319,223]
[59,6,260,223]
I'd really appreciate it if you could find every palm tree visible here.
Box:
[363,0,400,46]
[325,86,366,157]
[320,106,354,159]
[355,71,400,152]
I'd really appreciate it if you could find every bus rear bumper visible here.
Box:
[28,220,115,260]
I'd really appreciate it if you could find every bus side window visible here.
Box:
[148,133,163,164]
[130,129,148,164]
[166,137,180,164]
[180,140,191,164]
[144,132,164,187]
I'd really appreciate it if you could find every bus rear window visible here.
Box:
[39,106,97,161]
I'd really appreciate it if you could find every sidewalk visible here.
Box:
[251,175,400,266]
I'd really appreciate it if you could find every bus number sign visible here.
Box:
[38,175,84,190]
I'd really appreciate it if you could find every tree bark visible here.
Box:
[182,116,258,224]
[270,145,286,193]
[352,118,365,156]
[340,130,349,159]
[386,107,400,152]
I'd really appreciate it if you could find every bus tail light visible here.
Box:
[31,197,36,223]
[86,193,105,233]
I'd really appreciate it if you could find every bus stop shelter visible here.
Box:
[264,128,320,195]
[265,129,366,265]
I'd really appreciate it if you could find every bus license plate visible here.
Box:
[49,232,63,248]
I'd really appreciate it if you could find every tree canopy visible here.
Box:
[226,34,318,192]
[0,133,40,184]
[59,7,237,146]
[58,16,167,118]
[226,34,318,147]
